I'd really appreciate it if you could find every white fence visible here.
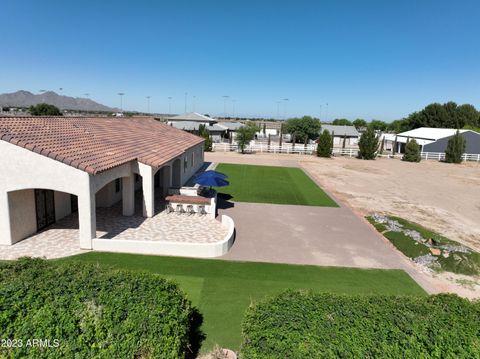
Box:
[211,143,480,162]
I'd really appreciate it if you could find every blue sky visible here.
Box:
[1,0,479,120]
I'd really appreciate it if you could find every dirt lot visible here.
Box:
[207,152,480,252]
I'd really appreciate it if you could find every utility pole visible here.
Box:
[325,103,329,122]
[168,97,172,114]
[282,98,289,120]
[118,92,125,112]
[222,95,229,118]
[184,92,188,113]
[146,96,151,113]
[193,95,196,112]
[232,99,236,118]
[276,101,280,120]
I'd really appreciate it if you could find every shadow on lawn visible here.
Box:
[186,308,205,359]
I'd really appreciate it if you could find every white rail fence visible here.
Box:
[212,143,480,162]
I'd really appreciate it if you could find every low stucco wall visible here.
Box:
[92,214,235,258]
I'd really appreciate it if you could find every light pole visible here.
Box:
[184,92,188,113]
[168,97,172,114]
[222,95,229,118]
[276,101,280,120]
[193,95,196,112]
[319,104,322,121]
[282,98,289,120]
[146,96,151,113]
[118,92,125,112]
[232,99,236,118]
[325,103,329,122]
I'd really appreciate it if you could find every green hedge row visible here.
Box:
[241,290,480,358]
[0,258,193,358]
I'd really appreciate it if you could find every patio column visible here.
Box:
[139,163,155,218]
[122,175,135,216]
[162,166,172,196]
[78,180,96,249]
[0,191,12,245]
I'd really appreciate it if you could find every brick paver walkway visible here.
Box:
[0,194,227,260]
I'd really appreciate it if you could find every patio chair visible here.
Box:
[197,205,207,216]
[176,204,185,215]
[186,205,195,215]
[165,203,174,214]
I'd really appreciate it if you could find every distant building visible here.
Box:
[167,112,216,125]
[168,113,245,143]
[320,125,360,147]
[387,127,480,154]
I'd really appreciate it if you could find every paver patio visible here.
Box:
[0,193,227,260]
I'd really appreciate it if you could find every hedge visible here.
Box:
[0,258,193,358]
[241,290,480,358]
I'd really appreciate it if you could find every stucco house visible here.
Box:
[320,124,360,147]
[0,116,204,250]
[386,127,480,154]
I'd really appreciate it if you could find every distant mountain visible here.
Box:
[0,90,118,112]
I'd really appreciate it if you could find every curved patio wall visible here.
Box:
[91,214,235,258]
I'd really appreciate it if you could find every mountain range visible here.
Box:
[0,90,118,112]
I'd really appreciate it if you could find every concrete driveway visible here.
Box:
[218,201,403,269]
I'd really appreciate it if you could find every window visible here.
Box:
[115,178,121,193]
[191,152,195,167]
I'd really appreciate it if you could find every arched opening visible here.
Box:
[5,188,79,248]
[172,159,182,188]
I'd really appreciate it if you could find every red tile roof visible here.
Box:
[0,116,204,175]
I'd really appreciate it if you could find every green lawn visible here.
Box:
[61,252,425,352]
[215,163,338,206]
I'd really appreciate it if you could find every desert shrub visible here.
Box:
[357,126,379,160]
[402,139,421,162]
[241,290,480,358]
[316,129,333,158]
[0,258,193,358]
[445,130,466,163]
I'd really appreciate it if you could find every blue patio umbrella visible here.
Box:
[193,171,230,187]
[194,170,228,180]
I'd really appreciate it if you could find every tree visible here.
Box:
[236,122,259,153]
[369,120,387,131]
[445,130,466,164]
[316,130,333,158]
[402,139,421,162]
[358,126,379,160]
[332,118,352,126]
[284,116,321,143]
[353,119,367,129]
[198,124,213,152]
[29,103,62,116]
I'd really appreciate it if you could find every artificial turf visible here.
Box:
[214,163,338,206]
[61,252,425,352]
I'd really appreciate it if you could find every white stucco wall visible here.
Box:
[0,141,92,246]
[8,189,37,244]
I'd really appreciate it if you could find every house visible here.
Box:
[0,116,204,249]
[388,127,480,154]
[167,112,216,125]
[216,121,245,142]
[320,124,360,147]
[170,121,227,143]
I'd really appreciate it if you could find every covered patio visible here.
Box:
[0,192,229,260]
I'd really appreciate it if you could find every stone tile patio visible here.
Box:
[0,193,227,260]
